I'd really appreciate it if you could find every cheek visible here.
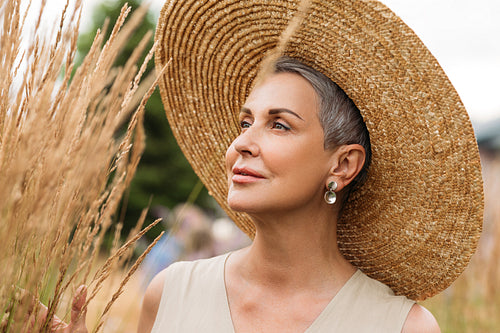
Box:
[267,140,329,185]
[267,140,322,171]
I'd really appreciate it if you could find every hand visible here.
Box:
[44,285,88,332]
[25,285,88,332]
[2,285,88,332]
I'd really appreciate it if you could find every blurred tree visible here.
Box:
[77,0,212,238]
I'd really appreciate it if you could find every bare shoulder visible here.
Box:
[402,303,440,333]
[137,269,169,333]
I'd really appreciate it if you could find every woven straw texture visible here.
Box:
[154,0,484,300]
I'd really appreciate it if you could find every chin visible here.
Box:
[227,198,250,213]
[227,195,264,214]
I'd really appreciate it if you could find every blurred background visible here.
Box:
[22,0,500,331]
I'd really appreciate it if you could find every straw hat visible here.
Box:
[154,0,484,300]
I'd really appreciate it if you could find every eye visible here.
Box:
[240,120,252,129]
[272,121,290,131]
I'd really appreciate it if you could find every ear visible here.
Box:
[327,144,366,192]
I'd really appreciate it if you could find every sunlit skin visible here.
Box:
[225,72,338,218]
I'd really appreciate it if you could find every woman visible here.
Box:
[146,0,483,331]
[139,56,440,332]
[53,0,484,332]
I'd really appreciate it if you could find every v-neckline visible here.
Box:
[220,252,360,333]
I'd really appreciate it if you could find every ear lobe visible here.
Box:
[329,144,366,191]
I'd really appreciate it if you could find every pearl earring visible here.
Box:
[324,181,337,204]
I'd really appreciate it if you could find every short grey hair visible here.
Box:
[274,56,372,194]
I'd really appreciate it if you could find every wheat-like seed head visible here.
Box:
[0,1,163,331]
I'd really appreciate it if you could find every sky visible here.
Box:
[24,0,500,125]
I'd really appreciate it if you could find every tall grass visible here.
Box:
[0,0,164,331]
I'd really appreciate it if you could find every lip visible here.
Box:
[231,166,265,184]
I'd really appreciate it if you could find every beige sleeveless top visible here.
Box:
[151,253,415,332]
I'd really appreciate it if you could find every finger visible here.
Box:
[12,287,49,331]
[20,298,64,332]
[28,296,50,331]
[10,287,68,332]
[32,300,67,332]
[70,285,88,332]
[13,287,36,316]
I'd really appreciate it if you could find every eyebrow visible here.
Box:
[240,107,304,121]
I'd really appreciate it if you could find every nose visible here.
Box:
[232,126,260,157]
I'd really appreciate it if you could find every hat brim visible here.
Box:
[154,0,483,300]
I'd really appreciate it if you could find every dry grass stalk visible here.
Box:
[254,0,312,86]
[0,0,163,331]
[93,230,165,333]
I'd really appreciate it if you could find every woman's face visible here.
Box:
[225,72,335,215]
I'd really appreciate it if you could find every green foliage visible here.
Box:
[77,0,211,238]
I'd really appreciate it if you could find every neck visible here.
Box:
[234,202,356,291]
